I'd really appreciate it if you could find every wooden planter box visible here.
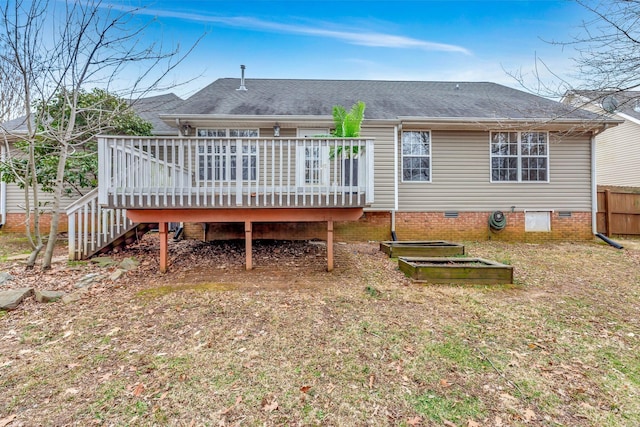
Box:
[398,257,513,284]
[380,241,465,258]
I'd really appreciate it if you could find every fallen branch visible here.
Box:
[477,348,525,397]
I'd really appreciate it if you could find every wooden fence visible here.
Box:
[597,189,640,236]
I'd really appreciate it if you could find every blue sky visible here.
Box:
[106,0,593,98]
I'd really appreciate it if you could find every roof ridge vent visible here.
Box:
[237,65,247,91]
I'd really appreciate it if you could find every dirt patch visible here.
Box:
[615,238,640,250]
[0,234,639,426]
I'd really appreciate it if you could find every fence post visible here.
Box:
[605,189,612,237]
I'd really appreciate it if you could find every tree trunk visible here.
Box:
[26,243,44,267]
[23,93,43,269]
[42,143,69,269]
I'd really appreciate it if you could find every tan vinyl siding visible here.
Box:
[5,182,79,213]
[1,142,81,214]
[595,120,640,187]
[361,126,394,210]
[5,183,26,213]
[276,128,298,138]
[398,130,592,212]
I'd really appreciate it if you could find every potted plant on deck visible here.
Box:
[330,101,365,186]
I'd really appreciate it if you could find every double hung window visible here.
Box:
[402,131,431,182]
[196,128,258,181]
[296,129,330,186]
[490,131,548,182]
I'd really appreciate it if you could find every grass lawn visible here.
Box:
[0,234,639,426]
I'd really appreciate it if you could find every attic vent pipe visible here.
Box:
[237,65,247,91]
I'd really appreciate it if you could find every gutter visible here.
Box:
[158,114,401,129]
[397,116,623,131]
[616,112,640,126]
[160,114,335,122]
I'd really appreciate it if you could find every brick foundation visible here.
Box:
[393,211,592,242]
[182,210,593,242]
[1,210,594,244]
[2,213,69,234]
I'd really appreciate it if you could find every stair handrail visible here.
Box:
[65,187,100,215]
[66,187,133,260]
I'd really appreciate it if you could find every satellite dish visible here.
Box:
[601,95,619,113]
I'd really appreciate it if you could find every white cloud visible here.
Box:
[103,3,471,55]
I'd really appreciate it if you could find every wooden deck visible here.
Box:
[67,136,376,272]
[98,136,374,210]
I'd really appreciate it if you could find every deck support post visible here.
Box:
[327,220,334,272]
[159,222,168,273]
[245,221,252,270]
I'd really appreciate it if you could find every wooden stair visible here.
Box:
[67,189,159,260]
[90,222,159,258]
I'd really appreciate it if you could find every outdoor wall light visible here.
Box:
[273,123,280,137]
[181,123,192,136]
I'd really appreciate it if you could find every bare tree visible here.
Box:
[0,0,50,267]
[0,49,23,122]
[569,0,640,93]
[508,0,640,108]
[0,0,197,269]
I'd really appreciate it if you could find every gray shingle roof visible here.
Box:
[176,78,602,121]
[0,114,30,133]
[130,93,183,134]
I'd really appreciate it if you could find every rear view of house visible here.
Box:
[4,74,617,271]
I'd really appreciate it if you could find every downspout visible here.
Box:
[0,145,6,226]
[591,134,597,235]
[391,124,399,240]
[0,181,5,227]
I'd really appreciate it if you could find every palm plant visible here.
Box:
[330,101,365,159]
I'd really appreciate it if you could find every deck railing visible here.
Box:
[66,188,132,260]
[98,136,374,209]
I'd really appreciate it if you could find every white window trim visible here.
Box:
[196,128,260,138]
[401,130,432,183]
[295,129,331,187]
[489,131,550,183]
[195,129,259,182]
[197,144,259,182]
[295,144,330,187]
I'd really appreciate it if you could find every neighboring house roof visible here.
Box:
[171,78,605,123]
[0,114,31,133]
[0,92,183,136]
[564,90,640,124]
[129,93,183,135]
